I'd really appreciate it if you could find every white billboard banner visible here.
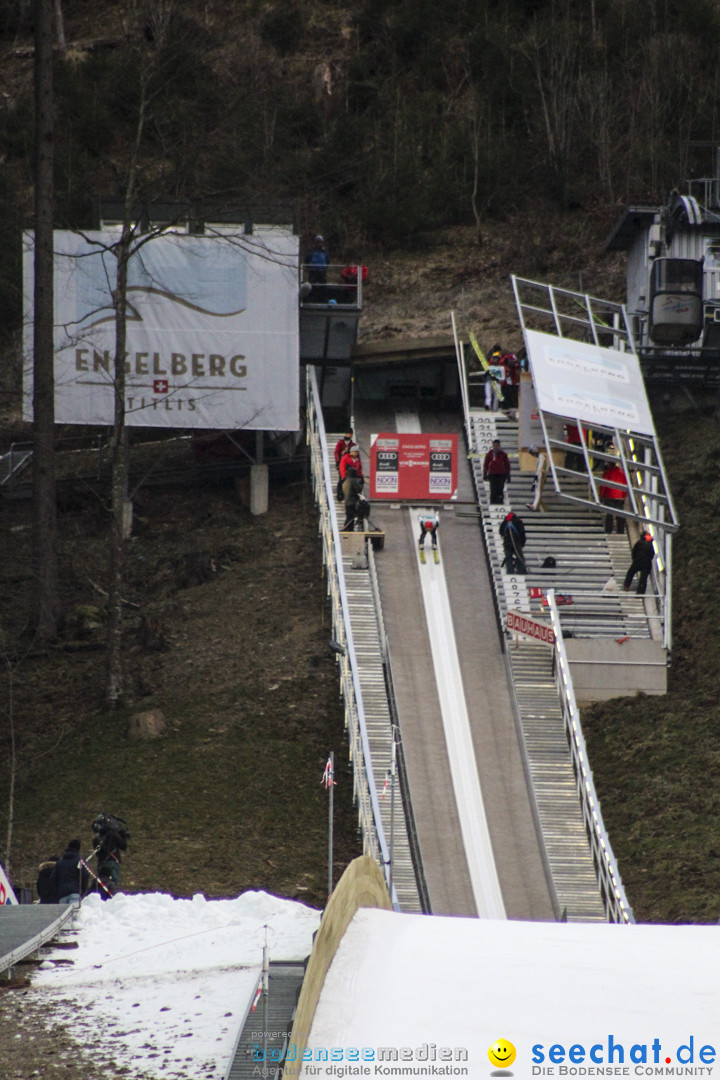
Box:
[524,328,655,435]
[23,229,300,430]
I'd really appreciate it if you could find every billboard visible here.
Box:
[370,433,458,500]
[23,229,300,430]
[524,328,655,435]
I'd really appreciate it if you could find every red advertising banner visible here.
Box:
[506,610,555,646]
[370,433,458,500]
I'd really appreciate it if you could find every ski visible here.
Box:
[419,548,426,564]
[433,548,439,564]
[468,330,504,402]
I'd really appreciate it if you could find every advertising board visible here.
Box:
[23,229,300,431]
[506,609,555,646]
[370,433,458,500]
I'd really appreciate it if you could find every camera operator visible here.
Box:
[93,813,129,897]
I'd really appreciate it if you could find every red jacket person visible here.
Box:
[483,439,511,505]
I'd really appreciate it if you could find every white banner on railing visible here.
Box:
[23,229,300,431]
[524,328,655,435]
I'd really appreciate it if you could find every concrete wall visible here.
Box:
[286,856,392,1075]
[566,638,667,700]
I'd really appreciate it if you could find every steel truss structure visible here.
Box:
[511,277,679,534]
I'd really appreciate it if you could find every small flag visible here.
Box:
[381,772,389,800]
[250,985,262,1013]
[322,756,337,789]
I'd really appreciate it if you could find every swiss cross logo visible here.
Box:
[154,380,169,394]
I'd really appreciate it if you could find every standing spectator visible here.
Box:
[339,446,364,529]
[485,347,504,411]
[304,235,330,284]
[340,264,368,302]
[334,430,355,501]
[50,840,89,905]
[483,439,511,505]
[565,422,587,471]
[37,856,60,903]
[624,532,655,595]
[599,459,628,534]
[501,351,521,408]
[340,264,368,284]
[92,813,129,898]
[499,512,527,574]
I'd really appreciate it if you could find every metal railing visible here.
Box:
[299,262,364,308]
[545,589,634,924]
[367,544,432,914]
[305,365,398,908]
[530,589,665,641]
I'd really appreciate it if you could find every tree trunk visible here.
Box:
[32,0,60,643]
[54,0,65,50]
[105,234,131,708]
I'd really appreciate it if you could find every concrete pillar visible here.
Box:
[250,464,268,515]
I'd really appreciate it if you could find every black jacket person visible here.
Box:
[93,814,129,897]
[50,840,89,904]
[624,532,654,595]
[499,512,527,574]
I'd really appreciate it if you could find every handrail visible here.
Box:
[451,311,474,455]
[0,904,77,975]
[305,366,398,909]
[457,359,635,922]
[545,589,634,924]
[367,544,432,914]
[299,262,363,308]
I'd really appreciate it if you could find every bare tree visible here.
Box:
[31,0,61,643]
[105,30,158,707]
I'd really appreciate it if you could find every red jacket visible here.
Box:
[339,452,363,481]
[566,423,590,447]
[599,464,627,501]
[483,448,510,479]
[501,353,520,387]
[334,436,355,465]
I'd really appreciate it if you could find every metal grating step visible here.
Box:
[470,410,608,922]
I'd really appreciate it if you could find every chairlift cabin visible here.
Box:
[605,162,720,386]
[648,257,704,345]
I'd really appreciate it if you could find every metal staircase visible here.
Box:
[467,409,647,921]
[339,546,424,911]
[324,432,425,914]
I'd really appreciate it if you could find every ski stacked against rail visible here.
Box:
[468,329,504,403]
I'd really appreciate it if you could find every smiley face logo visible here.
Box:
[488,1039,516,1069]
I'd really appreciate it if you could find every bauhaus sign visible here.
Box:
[506,610,555,646]
[370,433,458,500]
[22,229,299,431]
